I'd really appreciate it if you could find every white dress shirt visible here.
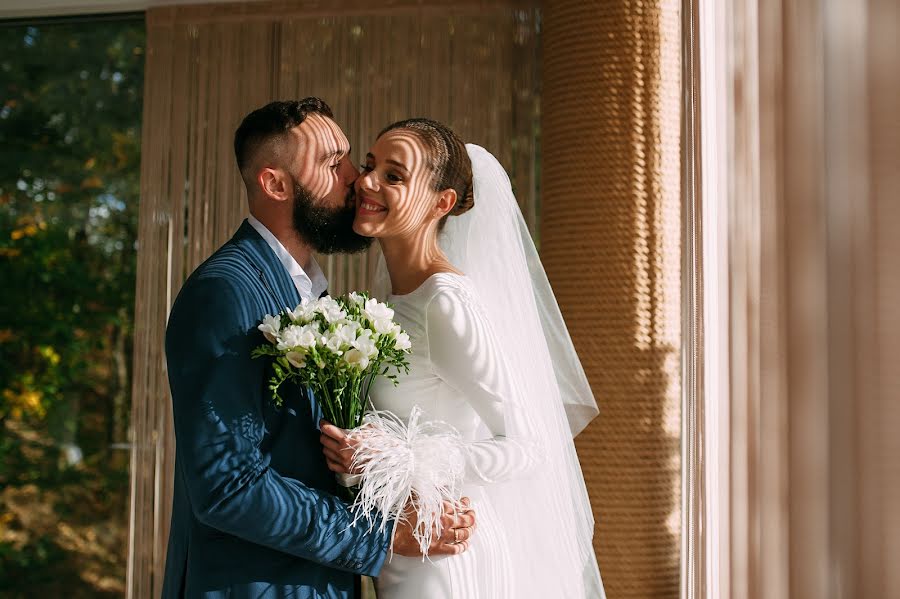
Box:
[247,215,328,301]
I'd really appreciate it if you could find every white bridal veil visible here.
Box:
[438,145,604,597]
[369,143,605,597]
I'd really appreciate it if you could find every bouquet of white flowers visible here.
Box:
[252,291,412,430]
[253,292,465,550]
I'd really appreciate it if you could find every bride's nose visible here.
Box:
[356,170,379,193]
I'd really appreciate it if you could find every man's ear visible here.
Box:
[257,167,292,202]
[436,189,458,218]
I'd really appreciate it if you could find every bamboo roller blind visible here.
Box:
[128,2,540,596]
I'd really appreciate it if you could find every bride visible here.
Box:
[320,118,606,598]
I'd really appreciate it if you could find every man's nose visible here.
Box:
[342,159,360,184]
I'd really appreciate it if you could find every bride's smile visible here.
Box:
[356,196,387,215]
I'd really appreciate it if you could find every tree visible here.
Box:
[0,19,144,597]
[0,20,143,446]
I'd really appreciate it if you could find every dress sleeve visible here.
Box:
[425,287,540,485]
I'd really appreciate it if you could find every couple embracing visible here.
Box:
[162,97,606,598]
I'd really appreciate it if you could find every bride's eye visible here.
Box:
[387,172,402,183]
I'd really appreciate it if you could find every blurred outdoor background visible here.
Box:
[0,17,144,597]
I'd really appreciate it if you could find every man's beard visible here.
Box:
[291,182,372,255]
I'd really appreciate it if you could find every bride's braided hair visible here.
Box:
[378,118,474,227]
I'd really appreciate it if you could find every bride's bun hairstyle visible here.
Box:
[377,118,474,229]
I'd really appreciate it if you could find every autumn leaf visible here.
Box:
[81,176,103,189]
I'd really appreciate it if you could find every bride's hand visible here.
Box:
[319,420,362,474]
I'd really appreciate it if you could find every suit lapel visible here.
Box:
[230,220,317,432]
[230,219,302,311]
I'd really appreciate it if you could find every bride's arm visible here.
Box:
[425,288,541,485]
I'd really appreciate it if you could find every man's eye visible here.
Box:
[360,164,374,172]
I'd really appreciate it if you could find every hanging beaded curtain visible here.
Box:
[128,2,539,596]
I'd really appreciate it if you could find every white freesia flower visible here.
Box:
[322,306,347,324]
[348,291,366,307]
[343,348,370,370]
[393,331,411,351]
[316,296,341,314]
[277,324,318,350]
[389,323,402,338]
[334,322,360,345]
[373,318,395,335]
[302,324,322,347]
[324,333,345,355]
[258,314,281,343]
[287,298,318,323]
[363,298,394,322]
[285,351,306,368]
[353,334,379,360]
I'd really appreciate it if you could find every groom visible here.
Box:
[162,98,475,598]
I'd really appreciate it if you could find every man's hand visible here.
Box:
[392,498,477,557]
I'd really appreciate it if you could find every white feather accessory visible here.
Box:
[347,405,466,557]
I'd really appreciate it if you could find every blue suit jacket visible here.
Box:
[162,220,390,598]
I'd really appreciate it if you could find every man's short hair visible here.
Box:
[233,97,334,182]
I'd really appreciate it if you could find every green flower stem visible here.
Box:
[338,484,358,502]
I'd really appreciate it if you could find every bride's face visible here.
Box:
[353,130,454,239]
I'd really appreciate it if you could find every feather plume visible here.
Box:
[347,406,466,557]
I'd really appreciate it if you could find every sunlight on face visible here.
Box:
[352,130,444,239]
[291,113,358,207]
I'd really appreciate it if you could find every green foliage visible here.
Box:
[0,19,145,597]
[0,20,143,428]
[0,534,67,586]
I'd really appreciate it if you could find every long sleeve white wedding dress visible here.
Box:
[368,272,538,599]
[362,144,605,599]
